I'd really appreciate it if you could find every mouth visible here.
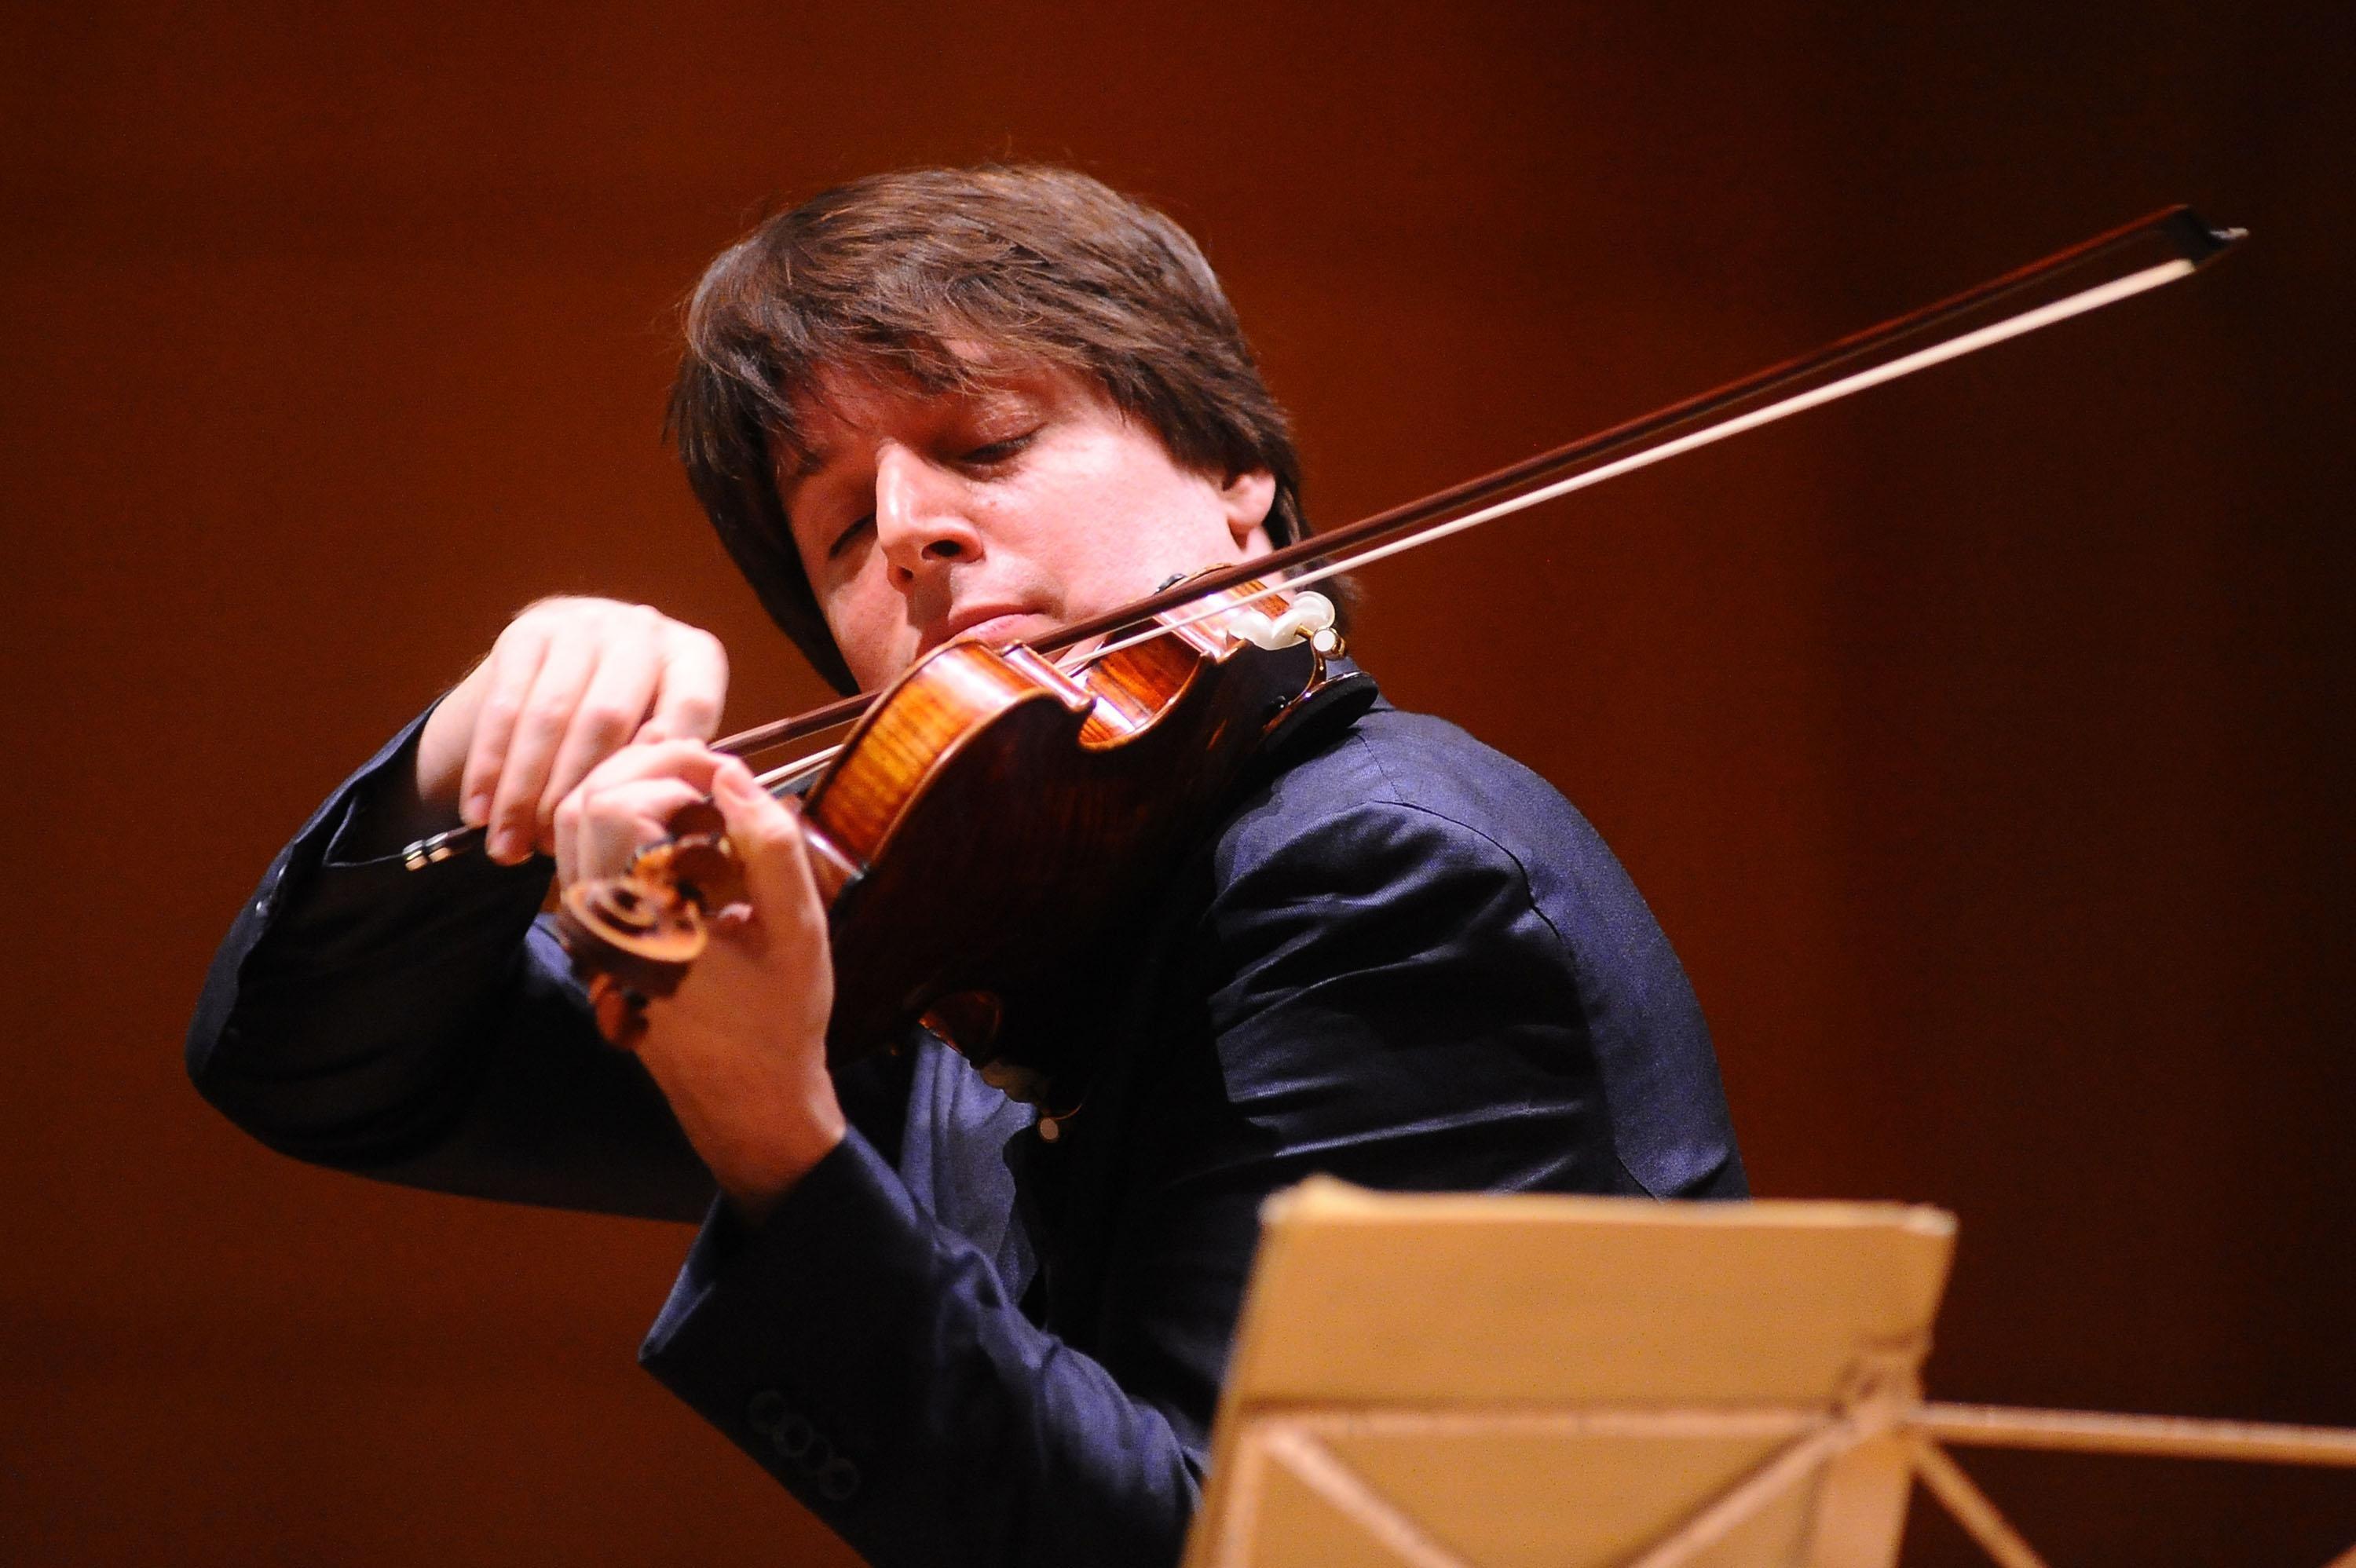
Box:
[918,605,1051,658]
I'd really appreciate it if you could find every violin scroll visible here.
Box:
[555,802,744,1046]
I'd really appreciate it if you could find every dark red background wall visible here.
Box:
[5,5,2350,1563]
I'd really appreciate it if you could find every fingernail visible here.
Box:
[490,828,524,861]
[462,794,490,827]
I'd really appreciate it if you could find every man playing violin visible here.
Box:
[190,165,1744,1566]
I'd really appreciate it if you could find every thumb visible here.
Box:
[709,760,822,929]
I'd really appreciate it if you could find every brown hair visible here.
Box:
[668,164,1309,693]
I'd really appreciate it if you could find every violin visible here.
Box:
[401,205,2242,1103]
[559,577,1357,1105]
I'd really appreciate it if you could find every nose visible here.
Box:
[874,443,982,590]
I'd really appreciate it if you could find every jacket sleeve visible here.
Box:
[636,795,1637,1568]
[186,713,718,1219]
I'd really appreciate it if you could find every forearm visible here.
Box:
[186,713,716,1219]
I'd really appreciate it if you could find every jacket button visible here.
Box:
[771,1413,818,1462]
[746,1391,788,1438]
[817,1457,862,1502]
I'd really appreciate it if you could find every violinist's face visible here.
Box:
[780,365,1277,691]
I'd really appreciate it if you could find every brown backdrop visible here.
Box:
[5,4,2351,1563]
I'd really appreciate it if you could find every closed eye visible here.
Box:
[960,430,1037,466]
[826,514,875,561]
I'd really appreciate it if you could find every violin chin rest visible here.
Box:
[1262,663,1378,762]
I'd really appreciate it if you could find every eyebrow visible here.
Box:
[784,439,836,484]
[779,378,1047,488]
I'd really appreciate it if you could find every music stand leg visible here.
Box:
[1908,1435,2051,1568]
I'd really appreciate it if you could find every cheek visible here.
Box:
[824,576,911,683]
[1030,443,1209,575]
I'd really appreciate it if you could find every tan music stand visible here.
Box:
[1185,1179,2356,1568]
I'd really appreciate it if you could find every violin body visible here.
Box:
[558,581,1346,1096]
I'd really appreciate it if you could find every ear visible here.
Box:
[1220,468,1279,557]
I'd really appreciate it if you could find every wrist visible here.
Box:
[713,1109,847,1227]
[636,1040,846,1225]
[413,682,477,817]
[718,1129,843,1227]
[334,721,458,862]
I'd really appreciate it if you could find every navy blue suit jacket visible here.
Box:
[188,671,1745,1566]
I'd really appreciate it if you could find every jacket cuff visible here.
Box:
[259,714,551,951]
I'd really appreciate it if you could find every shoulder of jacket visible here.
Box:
[1211,707,1572,883]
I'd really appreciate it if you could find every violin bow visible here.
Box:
[403,205,2241,868]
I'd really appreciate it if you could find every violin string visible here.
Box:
[1066,257,2198,672]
